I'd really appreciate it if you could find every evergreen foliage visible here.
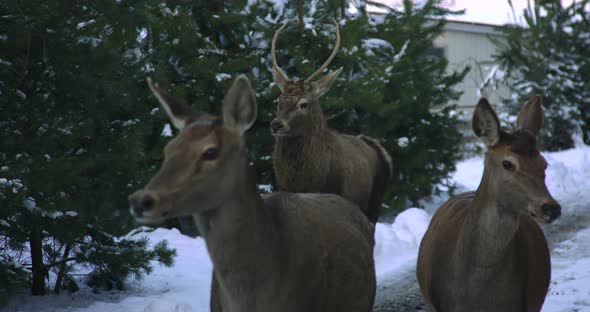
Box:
[246,0,469,208]
[359,0,469,207]
[0,0,468,301]
[493,0,590,150]
[0,0,177,297]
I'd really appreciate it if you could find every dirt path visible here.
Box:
[372,261,425,312]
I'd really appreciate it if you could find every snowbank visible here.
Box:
[543,226,590,311]
[374,208,430,279]
[4,208,431,312]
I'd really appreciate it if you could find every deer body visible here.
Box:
[130,76,376,312]
[418,192,550,312]
[273,129,385,218]
[417,97,560,312]
[208,191,375,312]
[270,21,391,224]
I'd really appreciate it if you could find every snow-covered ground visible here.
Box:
[4,145,590,312]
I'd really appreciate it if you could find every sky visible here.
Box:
[375,0,577,25]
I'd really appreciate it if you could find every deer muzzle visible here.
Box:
[129,191,166,223]
[270,119,289,136]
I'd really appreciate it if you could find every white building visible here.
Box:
[434,20,511,118]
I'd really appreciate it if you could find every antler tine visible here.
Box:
[271,22,290,82]
[305,18,341,83]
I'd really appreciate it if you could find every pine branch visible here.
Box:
[327,109,350,121]
[44,257,77,270]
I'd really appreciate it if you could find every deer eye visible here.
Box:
[502,160,515,171]
[202,148,219,161]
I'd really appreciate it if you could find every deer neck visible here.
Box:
[465,158,520,267]
[194,151,280,304]
[276,108,328,159]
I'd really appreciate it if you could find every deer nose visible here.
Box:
[129,192,158,217]
[270,119,283,134]
[542,203,561,223]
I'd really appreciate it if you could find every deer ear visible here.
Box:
[311,67,342,97]
[147,78,194,130]
[223,75,257,135]
[517,95,543,137]
[472,98,501,147]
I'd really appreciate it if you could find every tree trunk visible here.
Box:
[29,216,46,295]
[53,243,72,294]
[298,0,304,32]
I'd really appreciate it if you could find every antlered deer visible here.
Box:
[129,75,376,312]
[270,20,392,224]
[416,96,561,312]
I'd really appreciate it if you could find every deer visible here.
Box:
[129,75,376,312]
[416,96,562,312]
[269,19,392,225]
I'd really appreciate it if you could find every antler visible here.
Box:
[304,18,341,83]
[271,22,290,83]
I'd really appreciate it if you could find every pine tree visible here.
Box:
[356,0,469,208]
[245,0,468,210]
[0,0,177,296]
[493,0,590,150]
[1,0,470,300]
[135,0,468,211]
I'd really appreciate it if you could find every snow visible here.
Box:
[5,145,590,311]
[76,19,96,30]
[544,227,590,311]
[257,184,272,193]
[397,137,409,148]
[161,124,173,137]
[121,119,139,127]
[363,38,394,56]
[0,58,12,66]
[23,197,37,210]
[392,40,409,63]
[374,208,430,278]
[214,73,231,82]
[15,90,26,100]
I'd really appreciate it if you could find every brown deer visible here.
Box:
[416,96,562,312]
[270,20,392,224]
[129,75,376,312]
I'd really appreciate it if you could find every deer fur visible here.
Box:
[130,75,376,312]
[270,21,392,224]
[416,96,561,312]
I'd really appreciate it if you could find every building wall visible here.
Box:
[435,21,511,118]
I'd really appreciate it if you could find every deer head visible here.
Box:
[472,96,561,223]
[129,76,257,224]
[269,19,342,137]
